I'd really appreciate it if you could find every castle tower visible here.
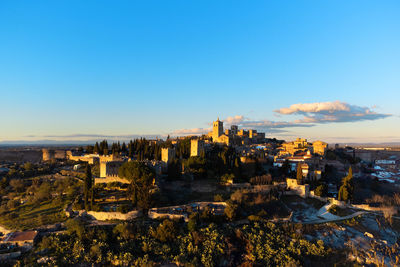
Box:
[100,161,124,178]
[190,139,205,157]
[161,148,175,164]
[230,125,238,135]
[212,118,224,140]
[42,149,55,161]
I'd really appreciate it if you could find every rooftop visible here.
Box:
[2,231,38,243]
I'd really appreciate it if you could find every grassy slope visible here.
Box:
[0,198,68,231]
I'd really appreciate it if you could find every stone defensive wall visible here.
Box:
[148,212,188,221]
[95,176,130,184]
[226,183,285,193]
[308,191,343,205]
[149,201,227,222]
[285,178,310,198]
[86,210,142,221]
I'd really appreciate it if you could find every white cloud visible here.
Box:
[223,115,246,125]
[171,127,211,136]
[276,101,350,115]
[275,101,390,123]
[170,101,391,137]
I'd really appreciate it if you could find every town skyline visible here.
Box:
[1,1,399,143]
[1,2,400,265]
[0,103,398,144]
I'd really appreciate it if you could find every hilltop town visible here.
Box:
[0,119,399,266]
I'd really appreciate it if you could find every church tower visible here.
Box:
[212,118,224,140]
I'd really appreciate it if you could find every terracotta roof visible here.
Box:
[2,231,38,242]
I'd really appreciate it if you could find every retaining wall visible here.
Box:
[86,210,142,221]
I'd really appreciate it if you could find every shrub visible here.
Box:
[224,201,238,221]
[248,215,263,221]
[328,204,338,215]
[113,223,134,239]
[117,204,131,214]
[219,173,234,185]
[65,218,85,239]
[91,204,102,212]
[151,219,177,242]
[72,201,84,211]
[10,179,25,193]
[188,213,199,232]
[314,184,327,197]
[230,190,247,204]
[7,199,19,209]
[213,194,224,202]
[382,206,397,225]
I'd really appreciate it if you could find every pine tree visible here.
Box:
[296,163,303,185]
[84,164,92,210]
[90,167,95,209]
[121,142,127,154]
[94,142,100,154]
[233,157,242,180]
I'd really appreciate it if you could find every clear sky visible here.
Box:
[0,1,399,143]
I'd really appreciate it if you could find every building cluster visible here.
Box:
[40,119,335,185]
[371,157,400,183]
[208,118,265,146]
[43,149,163,184]
[274,138,328,181]
[279,138,328,157]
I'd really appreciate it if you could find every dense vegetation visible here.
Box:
[20,219,328,266]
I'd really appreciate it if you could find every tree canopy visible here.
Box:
[338,166,354,202]
[118,161,155,211]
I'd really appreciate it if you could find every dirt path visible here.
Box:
[288,202,365,224]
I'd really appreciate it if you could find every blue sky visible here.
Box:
[0,1,399,143]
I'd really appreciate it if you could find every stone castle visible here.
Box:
[208,118,265,145]
[190,139,205,157]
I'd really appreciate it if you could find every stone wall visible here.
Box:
[351,204,386,212]
[286,178,310,198]
[149,202,227,222]
[87,210,142,221]
[309,190,345,206]
[95,176,129,184]
[148,212,187,221]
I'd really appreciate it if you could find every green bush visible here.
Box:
[328,204,338,215]
[248,215,263,221]
[151,219,177,242]
[65,218,85,239]
[188,213,199,232]
[213,194,224,202]
[117,204,131,214]
[315,184,327,197]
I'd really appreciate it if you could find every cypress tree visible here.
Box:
[338,166,353,202]
[94,142,100,154]
[84,164,92,210]
[90,167,95,209]
[296,163,303,185]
